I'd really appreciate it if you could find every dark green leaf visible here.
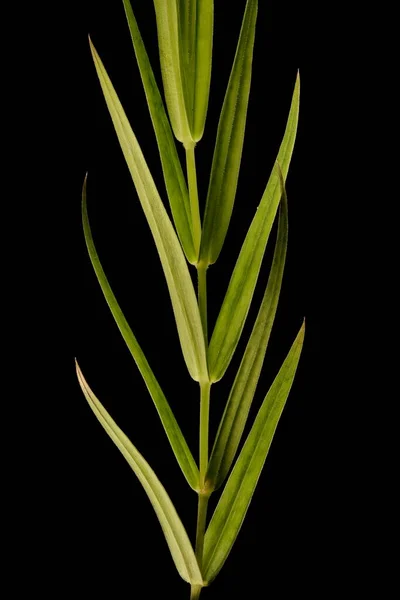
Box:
[203,321,305,583]
[122,0,196,263]
[206,166,288,490]
[199,0,258,266]
[82,176,200,490]
[178,0,213,141]
[207,72,300,382]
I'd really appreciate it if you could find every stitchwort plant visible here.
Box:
[77,1,304,598]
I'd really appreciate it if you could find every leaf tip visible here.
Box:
[295,70,300,96]
[82,175,88,211]
[88,35,98,60]
[75,358,82,377]
[299,318,306,343]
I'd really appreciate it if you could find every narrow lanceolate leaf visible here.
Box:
[89,40,208,384]
[153,0,193,147]
[203,321,305,583]
[206,169,288,490]
[121,0,196,264]
[178,0,213,141]
[82,176,199,490]
[199,0,258,266]
[76,362,203,585]
[208,72,300,382]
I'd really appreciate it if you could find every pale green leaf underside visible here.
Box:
[178,0,213,141]
[207,167,288,490]
[153,0,193,146]
[81,176,199,490]
[76,362,203,585]
[200,0,258,266]
[122,0,196,264]
[208,72,300,382]
[203,320,305,583]
[89,39,208,383]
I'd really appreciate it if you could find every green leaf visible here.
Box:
[203,321,305,583]
[121,0,196,264]
[76,362,203,585]
[178,0,213,141]
[199,0,258,266]
[206,166,288,490]
[89,39,208,384]
[207,72,300,382]
[81,176,199,490]
[153,0,193,147]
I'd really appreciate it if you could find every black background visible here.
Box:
[32,1,341,598]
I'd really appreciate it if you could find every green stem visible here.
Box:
[199,381,211,484]
[193,380,211,588]
[185,145,202,259]
[194,493,209,577]
[197,263,208,344]
[190,584,202,600]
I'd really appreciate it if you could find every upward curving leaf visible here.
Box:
[207,72,300,382]
[76,362,203,586]
[89,39,208,384]
[203,321,305,583]
[82,176,199,491]
[199,0,258,266]
[206,166,288,490]
[121,0,196,264]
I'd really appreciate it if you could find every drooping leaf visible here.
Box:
[89,40,208,384]
[76,362,203,585]
[153,0,193,147]
[199,0,258,266]
[207,72,300,382]
[81,176,199,490]
[203,321,305,583]
[206,166,288,490]
[178,0,214,141]
[121,0,196,264]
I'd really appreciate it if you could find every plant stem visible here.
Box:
[191,383,211,600]
[195,492,209,568]
[194,380,211,584]
[199,381,211,486]
[185,145,202,259]
[197,263,208,344]
[189,142,209,597]
[190,584,202,600]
